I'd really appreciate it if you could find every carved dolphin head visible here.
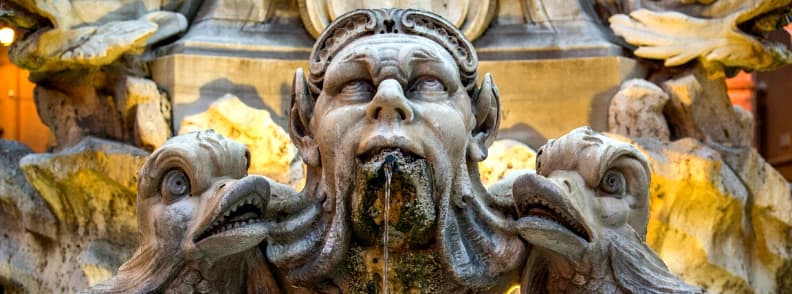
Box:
[136,129,270,260]
[514,127,651,256]
[513,127,700,293]
[93,130,271,293]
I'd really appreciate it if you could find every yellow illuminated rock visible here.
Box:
[117,76,172,151]
[611,135,792,293]
[479,139,537,187]
[479,57,645,139]
[179,94,300,186]
[17,137,146,292]
[20,138,145,235]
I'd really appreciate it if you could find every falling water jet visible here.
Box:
[382,154,396,294]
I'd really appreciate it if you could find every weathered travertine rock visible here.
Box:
[732,106,755,147]
[620,136,792,293]
[20,137,146,234]
[10,20,156,72]
[34,80,125,149]
[660,65,749,146]
[33,72,175,150]
[0,140,56,240]
[77,240,134,287]
[608,79,670,142]
[116,76,172,151]
[4,0,188,72]
[479,139,537,186]
[0,140,55,293]
[0,138,146,293]
[178,94,299,185]
[1,0,186,151]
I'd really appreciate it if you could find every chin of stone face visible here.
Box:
[351,150,436,249]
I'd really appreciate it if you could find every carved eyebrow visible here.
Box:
[324,52,373,91]
[340,51,371,63]
[409,47,438,61]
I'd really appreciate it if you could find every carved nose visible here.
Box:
[366,79,414,123]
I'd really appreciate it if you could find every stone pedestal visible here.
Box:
[152,54,307,131]
[151,0,644,140]
[151,0,314,131]
[480,56,645,139]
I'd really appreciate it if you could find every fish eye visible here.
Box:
[162,169,190,202]
[599,169,626,196]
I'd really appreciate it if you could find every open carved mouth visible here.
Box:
[739,10,792,38]
[357,147,423,164]
[195,196,266,243]
[523,197,591,243]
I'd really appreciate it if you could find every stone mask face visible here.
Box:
[308,34,475,246]
[281,9,518,290]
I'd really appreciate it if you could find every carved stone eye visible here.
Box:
[599,169,626,196]
[341,80,375,98]
[410,76,445,93]
[162,169,190,201]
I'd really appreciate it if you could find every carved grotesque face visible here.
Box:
[136,131,270,261]
[513,127,651,260]
[281,9,513,289]
[308,34,475,246]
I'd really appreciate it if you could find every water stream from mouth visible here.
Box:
[382,154,395,294]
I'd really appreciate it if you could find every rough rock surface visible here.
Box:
[2,1,184,151]
[115,76,172,151]
[6,1,188,72]
[33,71,172,151]
[179,94,300,185]
[0,137,148,293]
[479,139,537,187]
[34,78,125,149]
[0,140,56,293]
[10,20,156,72]
[20,137,146,242]
[608,79,670,142]
[659,65,749,146]
[0,140,57,240]
[618,135,792,293]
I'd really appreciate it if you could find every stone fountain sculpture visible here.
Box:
[272,8,523,292]
[83,9,697,293]
[84,130,277,293]
[514,127,700,293]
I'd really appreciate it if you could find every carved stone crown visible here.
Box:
[308,8,479,95]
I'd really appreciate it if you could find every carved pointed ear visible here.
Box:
[468,73,501,162]
[289,68,320,167]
